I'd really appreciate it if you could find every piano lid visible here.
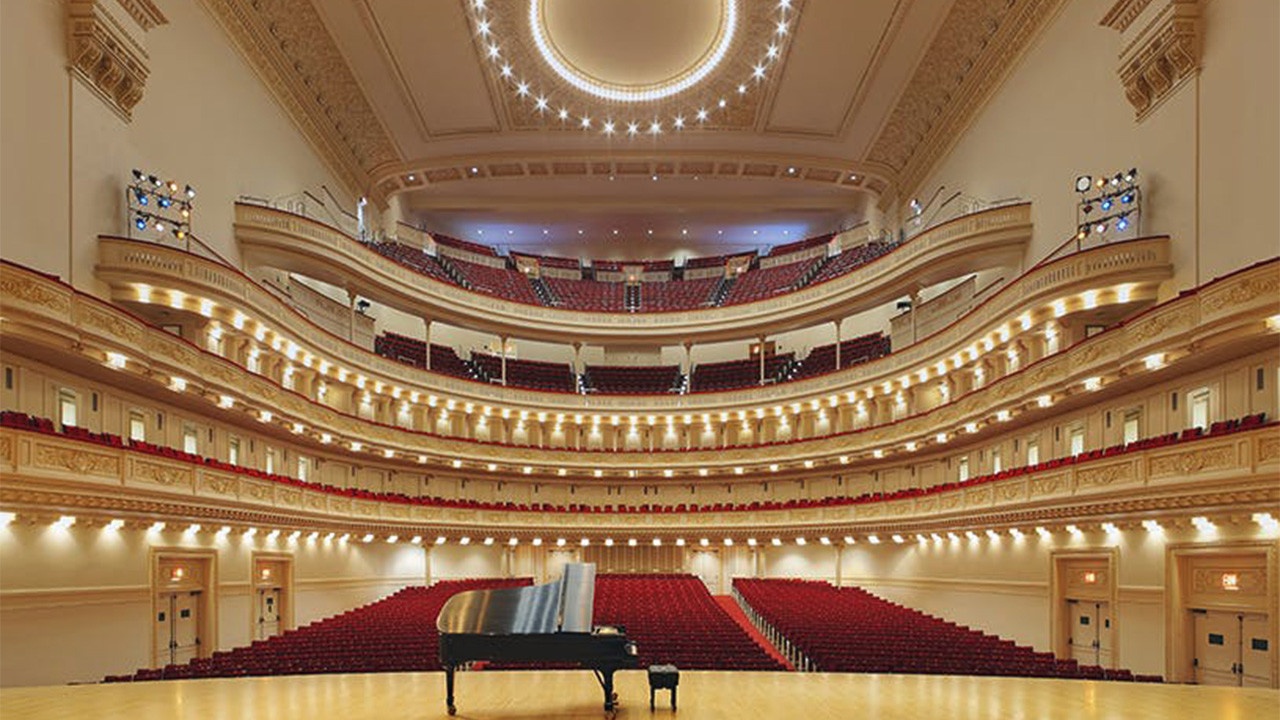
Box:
[436,563,597,635]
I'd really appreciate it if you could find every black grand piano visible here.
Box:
[437,563,638,714]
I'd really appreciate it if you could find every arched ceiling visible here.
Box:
[204,0,1064,257]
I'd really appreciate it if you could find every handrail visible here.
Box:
[233,202,1034,344]
[94,234,1174,415]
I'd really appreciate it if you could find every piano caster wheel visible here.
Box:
[448,706,457,716]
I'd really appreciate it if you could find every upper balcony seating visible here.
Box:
[434,233,499,257]
[103,579,530,682]
[543,277,627,312]
[690,353,795,393]
[584,365,681,394]
[789,333,892,381]
[642,277,720,311]
[4,411,1266,519]
[374,332,427,368]
[734,579,1156,682]
[721,257,821,306]
[364,241,460,286]
[364,235,899,310]
[807,240,899,286]
[471,352,577,392]
[374,333,478,380]
[445,256,543,305]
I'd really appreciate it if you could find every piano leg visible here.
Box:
[596,669,618,712]
[445,664,456,715]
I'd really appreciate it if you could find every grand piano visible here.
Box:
[437,563,638,714]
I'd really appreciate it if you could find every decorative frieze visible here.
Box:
[1101,0,1201,120]
[65,0,166,120]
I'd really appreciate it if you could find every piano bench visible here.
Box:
[647,664,679,710]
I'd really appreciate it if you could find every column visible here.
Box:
[758,335,767,385]
[499,335,508,385]
[833,320,843,369]
[910,290,922,344]
[346,289,358,342]
[422,317,432,370]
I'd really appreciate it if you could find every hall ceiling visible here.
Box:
[202,0,1063,253]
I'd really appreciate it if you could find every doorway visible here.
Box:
[1068,600,1113,667]
[155,591,202,666]
[151,549,216,669]
[1192,610,1270,687]
[1167,543,1277,687]
[252,554,293,641]
[1050,550,1119,669]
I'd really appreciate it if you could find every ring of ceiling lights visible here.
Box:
[528,0,737,103]
[470,0,799,137]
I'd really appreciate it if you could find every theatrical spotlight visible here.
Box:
[127,168,195,242]
[1073,166,1141,243]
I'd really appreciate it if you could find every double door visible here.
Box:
[1193,610,1270,687]
[155,591,201,666]
[1068,600,1112,667]
[256,587,282,640]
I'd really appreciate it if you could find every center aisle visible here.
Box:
[713,595,795,671]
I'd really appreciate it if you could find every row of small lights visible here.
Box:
[471,0,798,138]
[118,284,1163,475]
[10,513,1276,545]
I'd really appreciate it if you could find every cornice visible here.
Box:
[1100,0,1155,32]
[866,0,1068,203]
[115,0,167,31]
[197,0,398,204]
[1100,0,1201,121]
[1,427,1275,535]
[377,150,890,201]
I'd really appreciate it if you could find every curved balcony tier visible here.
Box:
[94,235,1174,416]
[1,424,1274,537]
[6,250,1271,478]
[233,202,1033,344]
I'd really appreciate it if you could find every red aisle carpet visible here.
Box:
[713,595,795,671]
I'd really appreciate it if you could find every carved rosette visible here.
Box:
[1102,0,1201,120]
[65,0,166,121]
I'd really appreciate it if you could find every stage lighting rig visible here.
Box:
[1073,168,1140,243]
[126,168,195,244]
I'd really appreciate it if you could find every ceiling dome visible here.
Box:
[533,0,733,101]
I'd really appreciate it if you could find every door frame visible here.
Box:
[1050,548,1119,667]
[149,547,217,668]
[250,552,294,640]
[1166,540,1278,687]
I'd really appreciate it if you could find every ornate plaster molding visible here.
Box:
[466,0,797,134]
[866,0,1067,203]
[66,0,167,120]
[1101,0,1201,121]
[198,0,399,204]
[0,428,1275,535]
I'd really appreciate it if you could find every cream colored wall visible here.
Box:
[0,0,352,294]
[750,522,1277,678]
[917,0,1279,293]
[0,521,425,687]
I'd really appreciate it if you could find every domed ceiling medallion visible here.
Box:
[467,0,801,137]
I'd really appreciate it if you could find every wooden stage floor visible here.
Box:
[2,670,1276,720]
